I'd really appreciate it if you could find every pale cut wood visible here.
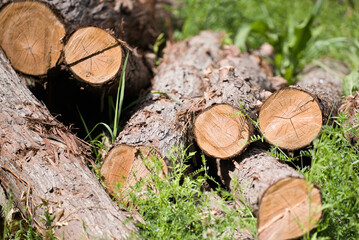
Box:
[259,88,322,150]
[217,147,322,240]
[194,104,252,159]
[0,51,139,239]
[0,1,66,76]
[64,27,123,85]
[259,60,348,150]
[101,145,168,197]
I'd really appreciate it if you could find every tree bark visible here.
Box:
[101,31,225,195]
[216,146,322,240]
[0,52,139,239]
[259,59,348,150]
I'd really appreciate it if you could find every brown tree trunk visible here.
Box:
[216,146,322,240]
[259,59,348,150]
[0,52,139,239]
[101,31,225,196]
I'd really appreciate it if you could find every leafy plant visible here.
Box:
[235,0,325,83]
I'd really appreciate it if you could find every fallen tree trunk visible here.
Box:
[259,59,348,150]
[0,52,139,239]
[101,31,225,196]
[217,147,322,240]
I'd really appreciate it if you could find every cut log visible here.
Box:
[192,57,264,159]
[217,147,322,240]
[0,51,139,238]
[101,31,224,196]
[101,144,168,197]
[194,104,252,159]
[259,60,348,150]
[63,26,151,96]
[0,1,66,76]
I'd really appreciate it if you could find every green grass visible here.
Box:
[121,146,256,239]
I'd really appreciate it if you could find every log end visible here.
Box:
[64,27,123,85]
[259,88,322,150]
[101,145,168,196]
[258,177,322,240]
[0,1,66,76]
[194,104,252,159]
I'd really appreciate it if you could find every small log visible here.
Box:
[259,60,348,150]
[194,103,252,159]
[218,147,322,240]
[63,26,151,97]
[0,1,66,76]
[101,31,224,196]
[0,51,139,239]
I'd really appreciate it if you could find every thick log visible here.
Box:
[101,31,224,195]
[0,52,139,238]
[0,1,66,76]
[217,147,322,240]
[259,59,348,150]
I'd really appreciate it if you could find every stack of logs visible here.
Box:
[0,0,352,239]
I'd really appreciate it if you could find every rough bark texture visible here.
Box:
[152,31,224,98]
[116,31,224,160]
[338,91,359,143]
[295,59,349,123]
[101,31,225,195]
[216,146,322,240]
[217,147,301,214]
[0,52,139,239]
[0,0,159,50]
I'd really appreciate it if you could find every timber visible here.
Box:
[64,26,152,99]
[0,51,138,239]
[0,1,66,76]
[192,53,268,159]
[101,31,224,196]
[194,104,252,159]
[218,147,322,240]
[259,60,348,150]
[63,26,151,95]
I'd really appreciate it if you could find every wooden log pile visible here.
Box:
[1,1,349,239]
